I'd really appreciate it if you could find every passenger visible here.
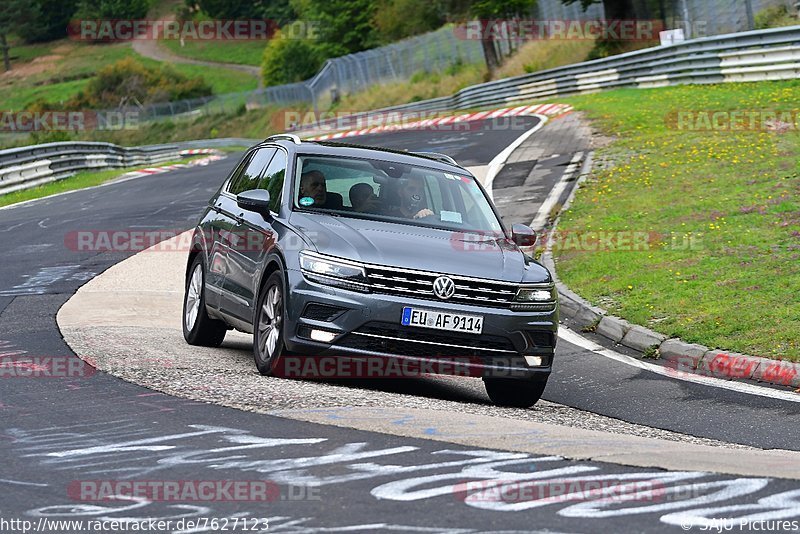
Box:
[299,170,343,209]
[349,182,380,212]
[299,170,327,206]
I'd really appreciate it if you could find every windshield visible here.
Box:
[293,155,504,234]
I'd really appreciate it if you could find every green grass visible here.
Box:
[160,39,266,66]
[0,41,257,112]
[7,41,58,63]
[0,157,204,208]
[152,61,258,93]
[0,79,91,110]
[555,81,800,361]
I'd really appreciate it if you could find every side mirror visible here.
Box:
[511,223,537,247]
[237,189,272,218]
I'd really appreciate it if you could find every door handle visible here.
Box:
[235,213,244,224]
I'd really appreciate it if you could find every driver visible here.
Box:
[388,176,434,219]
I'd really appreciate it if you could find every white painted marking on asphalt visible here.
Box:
[483,115,549,200]
[0,478,49,487]
[1,221,27,232]
[558,327,800,403]
[529,151,584,231]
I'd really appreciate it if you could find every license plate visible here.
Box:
[401,307,484,334]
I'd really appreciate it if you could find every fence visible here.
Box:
[290,23,800,136]
[85,1,797,125]
[96,25,484,125]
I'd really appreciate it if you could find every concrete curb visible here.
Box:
[118,153,226,179]
[535,131,800,391]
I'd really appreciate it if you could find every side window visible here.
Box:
[228,148,276,195]
[258,150,287,213]
[224,153,254,194]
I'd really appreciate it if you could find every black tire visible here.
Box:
[182,255,227,347]
[253,270,288,376]
[483,377,547,408]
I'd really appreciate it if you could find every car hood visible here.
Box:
[290,213,551,283]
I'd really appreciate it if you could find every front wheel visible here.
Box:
[253,271,288,376]
[483,377,547,408]
[183,255,227,347]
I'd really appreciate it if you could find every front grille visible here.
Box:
[365,265,519,308]
[336,321,518,361]
[301,303,346,321]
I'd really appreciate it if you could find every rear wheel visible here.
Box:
[183,255,227,347]
[253,271,287,376]
[483,377,547,408]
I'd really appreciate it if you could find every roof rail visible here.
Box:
[412,151,460,167]
[265,133,301,145]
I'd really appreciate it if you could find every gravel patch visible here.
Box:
[64,325,755,450]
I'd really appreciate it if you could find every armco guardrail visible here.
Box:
[0,142,181,196]
[0,138,259,197]
[291,24,800,135]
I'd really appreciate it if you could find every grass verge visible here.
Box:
[160,39,266,66]
[556,81,800,361]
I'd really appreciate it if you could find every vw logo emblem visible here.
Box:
[433,276,455,300]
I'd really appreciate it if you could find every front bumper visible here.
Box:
[283,269,558,380]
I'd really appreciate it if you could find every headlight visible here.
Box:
[515,286,555,302]
[299,251,369,292]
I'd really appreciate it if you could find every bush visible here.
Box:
[65,58,212,109]
[261,25,323,86]
[754,5,797,30]
[586,37,629,61]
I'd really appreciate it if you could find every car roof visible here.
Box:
[256,139,471,175]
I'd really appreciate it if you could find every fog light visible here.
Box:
[524,356,543,367]
[310,329,337,343]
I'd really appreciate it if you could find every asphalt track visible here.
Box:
[1,117,799,532]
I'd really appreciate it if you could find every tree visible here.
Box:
[28,0,80,42]
[372,0,447,42]
[290,0,380,57]
[188,0,297,26]
[261,24,323,86]
[0,0,42,72]
[75,0,151,20]
[468,0,537,75]
[562,0,635,20]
